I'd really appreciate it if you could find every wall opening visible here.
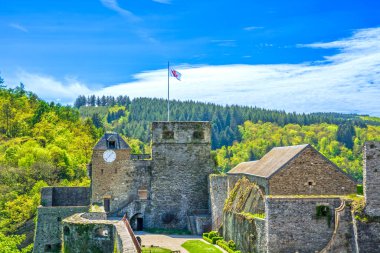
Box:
[64,226,70,236]
[108,140,116,149]
[130,213,144,231]
[138,188,148,200]
[95,227,110,238]
[104,198,111,212]
[162,130,174,139]
[193,131,204,140]
[101,169,104,175]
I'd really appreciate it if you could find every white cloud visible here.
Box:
[7,72,91,104]
[9,23,28,32]
[7,27,380,116]
[100,0,140,22]
[243,26,263,31]
[95,27,380,116]
[152,0,171,4]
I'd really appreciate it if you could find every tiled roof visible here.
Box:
[227,144,309,178]
[93,132,130,150]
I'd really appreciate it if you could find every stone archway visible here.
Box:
[130,213,144,231]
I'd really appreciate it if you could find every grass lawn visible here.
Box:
[142,246,172,253]
[182,240,223,253]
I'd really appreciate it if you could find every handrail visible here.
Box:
[122,214,142,253]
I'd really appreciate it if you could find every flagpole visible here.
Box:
[167,61,170,122]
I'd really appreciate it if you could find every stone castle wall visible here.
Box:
[269,146,356,195]
[265,197,342,253]
[223,177,266,253]
[41,187,90,207]
[364,141,380,217]
[62,213,138,253]
[147,121,214,230]
[33,206,89,253]
[91,148,151,213]
[209,174,228,230]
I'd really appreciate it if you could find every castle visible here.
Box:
[33,121,380,253]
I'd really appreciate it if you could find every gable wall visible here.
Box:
[269,146,356,195]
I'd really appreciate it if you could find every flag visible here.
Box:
[170,68,182,81]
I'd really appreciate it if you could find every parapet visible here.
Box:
[41,187,91,207]
[152,121,211,144]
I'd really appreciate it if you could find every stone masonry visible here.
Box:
[364,141,380,217]
[146,121,214,230]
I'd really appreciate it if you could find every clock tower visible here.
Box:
[90,132,131,212]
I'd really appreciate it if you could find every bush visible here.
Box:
[228,240,236,250]
[208,231,219,239]
[216,239,240,253]
[203,232,209,238]
[212,236,223,244]
[202,235,213,244]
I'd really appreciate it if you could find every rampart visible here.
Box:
[265,197,343,253]
[33,187,90,253]
[62,213,139,253]
[209,174,228,230]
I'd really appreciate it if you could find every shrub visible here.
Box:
[202,235,213,244]
[203,232,209,238]
[217,239,240,253]
[212,236,223,244]
[228,240,236,250]
[208,231,219,239]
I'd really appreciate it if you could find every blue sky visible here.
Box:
[1,0,380,115]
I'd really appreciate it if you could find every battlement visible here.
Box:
[41,187,90,207]
[152,121,211,144]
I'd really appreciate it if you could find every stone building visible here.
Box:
[227,144,356,195]
[210,142,380,253]
[33,121,380,253]
[33,121,214,252]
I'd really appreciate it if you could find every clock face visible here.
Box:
[103,150,116,163]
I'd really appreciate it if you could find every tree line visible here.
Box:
[76,95,369,149]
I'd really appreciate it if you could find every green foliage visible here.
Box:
[141,247,171,253]
[182,240,223,253]
[216,239,241,253]
[357,184,363,195]
[216,121,380,180]
[143,228,191,235]
[207,231,219,239]
[239,212,265,220]
[0,87,98,250]
[212,237,223,244]
[0,232,33,253]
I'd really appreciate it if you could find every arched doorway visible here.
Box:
[130,213,143,231]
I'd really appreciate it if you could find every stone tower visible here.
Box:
[364,141,380,217]
[90,132,132,213]
[146,121,214,230]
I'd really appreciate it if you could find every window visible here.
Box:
[193,131,204,140]
[162,130,174,139]
[308,181,313,186]
[108,141,116,149]
[115,168,118,174]
[101,169,104,175]
[138,189,148,200]
[57,217,61,222]
[64,226,70,236]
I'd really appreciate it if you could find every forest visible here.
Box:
[0,84,379,252]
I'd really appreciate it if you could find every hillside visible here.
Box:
[0,86,100,251]
[75,95,380,181]
[75,95,370,149]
